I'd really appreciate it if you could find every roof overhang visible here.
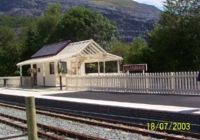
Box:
[17,54,73,66]
[17,39,123,67]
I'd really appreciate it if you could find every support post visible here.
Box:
[98,61,100,75]
[59,74,62,90]
[117,61,120,73]
[103,61,106,74]
[43,77,46,88]
[42,63,45,88]
[20,66,22,87]
[30,64,33,88]
[25,97,38,140]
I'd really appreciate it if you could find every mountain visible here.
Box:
[0,0,161,41]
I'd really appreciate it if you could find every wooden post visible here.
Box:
[60,74,62,90]
[20,66,22,87]
[103,61,106,74]
[145,73,149,93]
[171,72,175,93]
[117,61,120,73]
[43,77,46,88]
[98,61,100,75]
[30,64,33,88]
[25,97,38,140]
[42,63,45,88]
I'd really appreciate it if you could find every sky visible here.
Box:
[134,0,165,10]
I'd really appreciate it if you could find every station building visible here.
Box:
[17,39,123,87]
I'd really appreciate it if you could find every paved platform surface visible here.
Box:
[50,91,200,108]
[0,88,199,115]
[0,87,73,96]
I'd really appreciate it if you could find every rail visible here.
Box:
[0,102,199,140]
[0,112,106,140]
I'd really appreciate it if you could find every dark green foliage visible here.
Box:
[148,0,200,71]
[126,37,153,64]
[57,7,117,49]
[0,27,22,76]
[23,5,117,60]
[110,37,152,67]
[23,4,62,60]
[0,4,118,76]
[1,1,200,76]
[110,39,129,59]
[0,15,33,28]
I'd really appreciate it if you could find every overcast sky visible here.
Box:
[134,0,165,10]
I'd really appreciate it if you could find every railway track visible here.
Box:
[0,102,199,140]
[0,112,106,140]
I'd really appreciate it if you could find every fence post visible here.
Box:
[125,73,128,92]
[171,72,175,93]
[145,73,149,93]
[25,96,38,140]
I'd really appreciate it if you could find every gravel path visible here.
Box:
[0,106,193,140]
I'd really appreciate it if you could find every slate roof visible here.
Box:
[31,40,71,58]
[17,39,123,66]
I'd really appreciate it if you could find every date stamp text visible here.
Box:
[147,122,191,131]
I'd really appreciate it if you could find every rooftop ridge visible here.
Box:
[68,39,93,46]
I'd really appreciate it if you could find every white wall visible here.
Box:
[36,60,70,87]
[80,62,85,75]
[36,62,56,87]
[36,63,43,86]
[0,76,31,87]
[35,57,105,86]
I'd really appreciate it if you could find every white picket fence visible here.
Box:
[66,71,200,95]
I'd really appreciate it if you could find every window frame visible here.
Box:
[59,61,67,74]
[49,62,55,75]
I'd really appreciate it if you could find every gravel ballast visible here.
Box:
[0,106,193,140]
[0,123,24,138]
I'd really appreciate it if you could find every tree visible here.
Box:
[23,5,117,61]
[126,37,153,64]
[148,0,200,71]
[0,27,21,76]
[23,4,62,60]
[37,3,62,43]
[110,39,129,60]
[57,7,117,50]
[110,38,152,68]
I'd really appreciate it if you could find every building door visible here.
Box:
[33,64,37,86]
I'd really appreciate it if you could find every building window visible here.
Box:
[85,62,98,74]
[49,62,54,74]
[105,61,117,73]
[58,61,67,74]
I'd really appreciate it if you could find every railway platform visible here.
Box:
[0,87,199,115]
